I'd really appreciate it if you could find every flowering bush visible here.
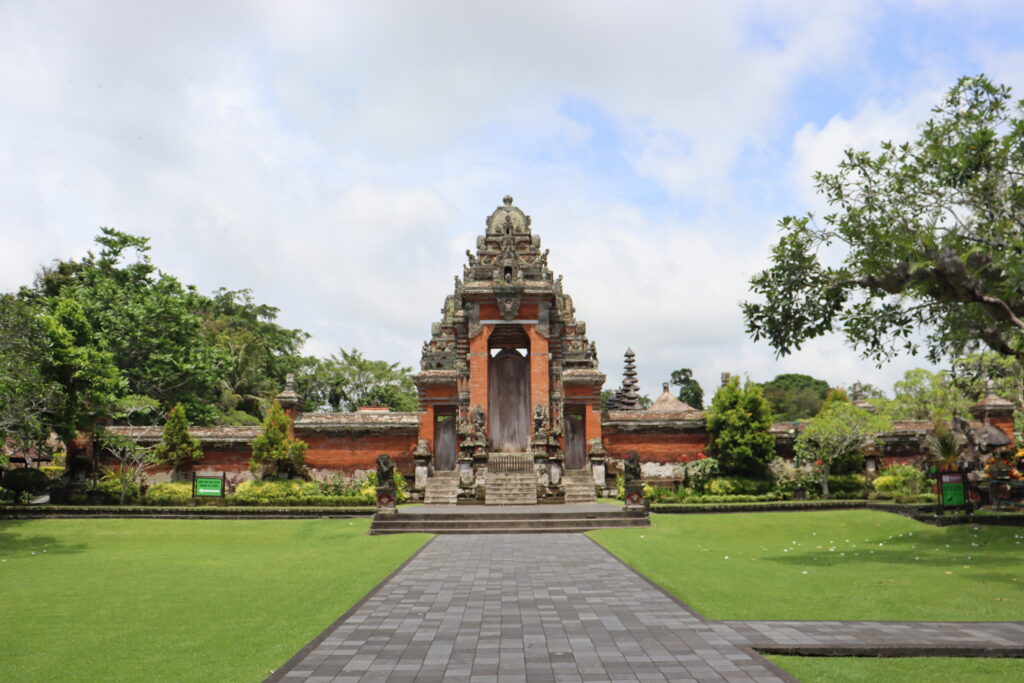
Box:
[981,456,1022,480]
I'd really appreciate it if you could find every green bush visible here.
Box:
[88,476,140,504]
[894,492,938,504]
[827,473,868,499]
[144,482,193,506]
[1,468,50,503]
[872,465,929,495]
[706,477,773,496]
[676,492,785,504]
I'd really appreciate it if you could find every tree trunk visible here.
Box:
[821,467,830,499]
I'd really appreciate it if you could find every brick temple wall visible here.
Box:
[301,432,418,473]
[602,431,708,463]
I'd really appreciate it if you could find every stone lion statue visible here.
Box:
[376,453,395,487]
[624,451,642,485]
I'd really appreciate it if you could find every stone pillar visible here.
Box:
[412,439,431,490]
[275,373,303,438]
[468,324,494,419]
[525,326,550,436]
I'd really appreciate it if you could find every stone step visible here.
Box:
[369,515,650,534]
[485,471,537,505]
[562,469,598,504]
[423,471,461,505]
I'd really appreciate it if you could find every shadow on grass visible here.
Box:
[0,520,87,558]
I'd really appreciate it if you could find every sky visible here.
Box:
[3,1,1024,402]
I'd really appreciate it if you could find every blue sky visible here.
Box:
[2,1,1024,401]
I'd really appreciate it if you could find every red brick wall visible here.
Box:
[602,431,709,462]
[302,433,418,473]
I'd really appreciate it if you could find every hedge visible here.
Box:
[0,505,375,518]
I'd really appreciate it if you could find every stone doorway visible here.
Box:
[488,347,530,451]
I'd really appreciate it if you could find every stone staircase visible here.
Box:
[423,471,460,505]
[370,506,649,534]
[485,453,537,505]
[562,469,597,504]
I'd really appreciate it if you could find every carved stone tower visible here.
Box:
[413,196,605,501]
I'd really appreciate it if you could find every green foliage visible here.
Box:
[302,348,417,412]
[796,401,892,497]
[705,375,775,476]
[744,76,1024,366]
[153,404,203,469]
[705,477,773,496]
[42,297,123,449]
[1,468,50,503]
[827,473,868,499]
[767,457,816,495]
[226,473,408,505]
[0,295,62,464]
[144,482,193,506]
[887,368,973,421]
[676,457,719,492]
[760,373,830,421]
[89,469,141,503]
[198,288,309,421]
[872,464,930,495]
[249,401,308,478]
[669,368,704,409]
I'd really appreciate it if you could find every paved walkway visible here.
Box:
[269,534,1024,682]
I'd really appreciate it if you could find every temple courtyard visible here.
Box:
[3,510,1023,682]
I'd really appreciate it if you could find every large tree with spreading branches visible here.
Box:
[744,76,1024,365]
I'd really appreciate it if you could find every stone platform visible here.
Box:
[369,503,649,535]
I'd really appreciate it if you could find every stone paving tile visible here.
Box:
[269,534,793,682]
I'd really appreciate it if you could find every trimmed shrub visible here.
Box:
[89,476,140,504]
[1,468,50,503]
[827,473,868,499]
[144,482,193,506]
[706,477,773,496]
[872,464,929,495]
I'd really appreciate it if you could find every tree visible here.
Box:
[250,401,308,478]
[153,404,203,472]
[888,368,973,422]
[198,288,309,422]
[41,297,123,463]
[308,348,417,412]
[25,228,227,423]
[796,402,891,497]
[669,368,704,409]
[760,373,830,421]
[96,395,161,504]
[0,295,61,465]
[705,375,775,476]
[744,76,1024,366]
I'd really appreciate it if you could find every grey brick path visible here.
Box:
[269,534,1024,682]
[269,534,794,682]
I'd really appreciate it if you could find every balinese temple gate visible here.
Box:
[413,196,606,504]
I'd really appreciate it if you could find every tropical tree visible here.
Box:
[669,368,704,409]
[705,375,775,476]
[0,295,61,465]
[743,76,1024,366]
[153,403,203,474]
[796,401,891,497]
[307,348,417,412]
[250,401,308,478]
[96,395,161,504]
[887,368,973,422]
[760,373,830,421]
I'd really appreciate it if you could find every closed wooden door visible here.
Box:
[434,413,456,470]
[564,410,586,469]
[488,348,530,452]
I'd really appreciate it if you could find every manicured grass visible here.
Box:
[767,655,1024,682]
[589,510,1024,621]
[0,519,428,682]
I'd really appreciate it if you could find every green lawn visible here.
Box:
[766,656,1024,682]
[0,519,428,682]
[589,510,1024,621]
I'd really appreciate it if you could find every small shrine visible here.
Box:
[413,196,605,503]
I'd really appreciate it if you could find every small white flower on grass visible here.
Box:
[724,556,729,560]
[801,571,808,575]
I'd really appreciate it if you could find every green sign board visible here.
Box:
[194,475,224,498]
[940,472,965,507]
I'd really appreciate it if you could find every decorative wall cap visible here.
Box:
[649,382,695,412]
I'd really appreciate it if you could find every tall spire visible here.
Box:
[608,348,642,410]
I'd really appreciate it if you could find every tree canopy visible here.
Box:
[743,76,1024,366]
[760,373,830,421]
[705,375,775,476]
[669,368,704,409]
[301,348,417,412]
[795,401,891,497]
